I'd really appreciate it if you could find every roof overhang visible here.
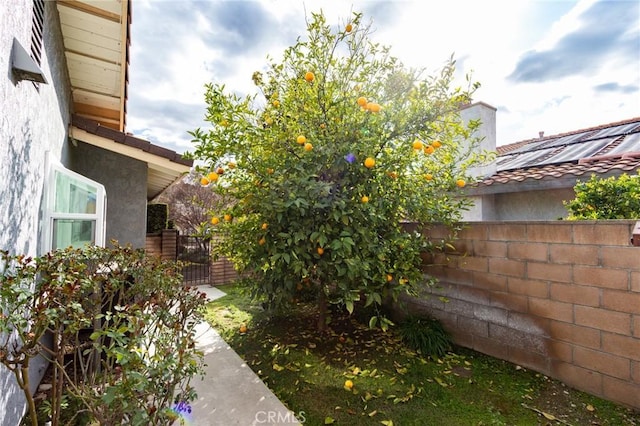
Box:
[57,0,130,131]
[58,2,193,199]
[71,116,193,200]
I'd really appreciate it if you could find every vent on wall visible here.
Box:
[11,0,47,85]
[31,0,45,66]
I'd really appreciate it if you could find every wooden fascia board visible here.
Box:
[71,127,191,176]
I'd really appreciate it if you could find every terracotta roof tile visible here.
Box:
[72,115,193,167]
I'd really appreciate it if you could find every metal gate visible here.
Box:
[178,235,211,285]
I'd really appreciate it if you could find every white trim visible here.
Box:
[41,152,106,253]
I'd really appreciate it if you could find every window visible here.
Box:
[42,153,106,252]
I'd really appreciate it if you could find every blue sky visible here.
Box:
[126,0,640,154]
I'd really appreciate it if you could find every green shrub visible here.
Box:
[398,315,452,357]
[565,172,640,220]
[0,244,206,426]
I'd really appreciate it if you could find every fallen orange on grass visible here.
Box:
[344,380,354,390]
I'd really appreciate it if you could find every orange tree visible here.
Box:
[188,11,492,331]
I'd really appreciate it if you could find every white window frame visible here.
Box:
[41,152,106,253]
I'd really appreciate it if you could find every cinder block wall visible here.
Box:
[401,221,640,409]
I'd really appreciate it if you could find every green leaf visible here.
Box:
[369,316,378,329]
[324,416,335,424]
[345,300,354,314]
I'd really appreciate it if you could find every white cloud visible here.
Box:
[126,0,640,152]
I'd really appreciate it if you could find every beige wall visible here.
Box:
[401,220,640,409]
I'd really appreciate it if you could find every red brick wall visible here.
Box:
[402,220,640,408]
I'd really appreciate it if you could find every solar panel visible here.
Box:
[606,132,640,155]
[536,139,613,165]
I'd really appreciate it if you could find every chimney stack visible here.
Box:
[459,101,497,179]
[539,131,544,139]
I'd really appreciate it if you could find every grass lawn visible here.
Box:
[205,283,640,426]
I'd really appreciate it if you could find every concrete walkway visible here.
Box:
[179,286,301,426]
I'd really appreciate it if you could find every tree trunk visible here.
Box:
[316,288,327,332]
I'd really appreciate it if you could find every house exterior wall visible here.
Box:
[0,2,72,424]
[466,188,575,221]
[400,221,640,409]
[71,141,148,249]
[493,189,575,220]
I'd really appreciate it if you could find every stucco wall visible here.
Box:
[466,188,576,221]
[493,189,575,221]
[0,2,72,424]
[71,141,148,248]
[401,221,640,409]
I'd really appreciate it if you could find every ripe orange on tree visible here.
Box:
[224,214,232,222]
[456,179,466,188]
[364,157,375,168]
[210,217,220,225]
[423,145,435,155]
[317,247,324,255]
[304,142,313,152]
[366,102,381,113]
[361,195,369,203]
[423,173,433,181]
[200,177,210,186]
[357,96,367,107]
[304,71,315,82]
[345,23,353,33]
[207,172,220,182]
[432,140,442,148]
[412,139,423,150]
[296,135,307,144]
